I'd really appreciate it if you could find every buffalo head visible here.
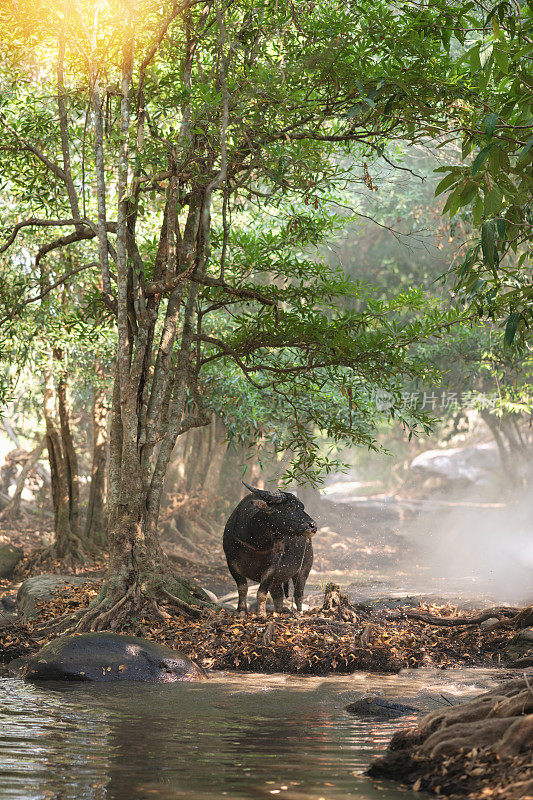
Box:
[242,482,318,538]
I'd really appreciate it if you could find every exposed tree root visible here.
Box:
[160,587,202,619]
[398,605,531,630]
[70,563,211,633]
[369,673,533,800]
[322,582,358,623]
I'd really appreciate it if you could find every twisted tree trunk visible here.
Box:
[57,364,80,536]
[37,355,92,568]
[84,376,108,545]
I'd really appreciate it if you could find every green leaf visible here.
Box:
[492,48,508,72]
[434,172,459,197]
[459,181,479,208]
[382,93,397,116]
[469,43,482,71]
[484,112,498,138]
[483,185,502,216]
[517,136,533,163]
[442,184,463,216]
[472,194,483,227]
[462,137,475,160]
[481,220,498,269]
[441,24,452,52]
[496,218,506,240]
[480,42,493,68]
[355,79,376,108]
[504,312,520,347]
[471,144,493,176]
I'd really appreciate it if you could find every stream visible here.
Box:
[0,667,507,800]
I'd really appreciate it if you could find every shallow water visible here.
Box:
[0,667,507,800]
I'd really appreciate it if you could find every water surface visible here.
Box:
[0,668,504,800]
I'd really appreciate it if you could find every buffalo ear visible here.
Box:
[252,498,274,513]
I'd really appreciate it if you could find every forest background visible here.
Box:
[0,0,530,622]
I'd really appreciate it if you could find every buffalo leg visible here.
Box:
[270,583,284,614]
[292,567,311,613]
[228,562,248,617]
[257,566,277,619]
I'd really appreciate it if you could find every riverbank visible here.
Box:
[1,577,519,675]
[368,674,533,799]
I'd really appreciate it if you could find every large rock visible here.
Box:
[410,442,500,485]
[9,632,206,683]
[504,628,533,667]
[17,575,96,620]
[0,543,23,577]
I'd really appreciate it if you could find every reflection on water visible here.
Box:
[0,669,503,800]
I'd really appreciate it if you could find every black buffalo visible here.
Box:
[223,482,317,618]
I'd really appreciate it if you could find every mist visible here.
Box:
[406,488,533,606]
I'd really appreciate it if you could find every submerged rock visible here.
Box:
[346,696,420,718]
[9,632,206,683]
[0,543,23,578]
[17,575,97,620]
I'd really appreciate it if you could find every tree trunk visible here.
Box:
[0,437,46,521]
[57,366,80,536]
[204,415,228,501]
[41,356,89,565]
[76,367,207,631]
[481,410,513,482]
[84,378,108,545]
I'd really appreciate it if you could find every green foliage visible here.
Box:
[430,2,533,345]
[0,0,504,484]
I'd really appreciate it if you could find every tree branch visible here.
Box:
[195,334,264,389]
[0,113,67,182]
[196,275,278,308]
[90,77,113,298]
[35,229,96,267]
[57,25,82,221]
[0,218,84,255]
[0,263,100,328]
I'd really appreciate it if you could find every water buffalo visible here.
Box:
[223,482,317,618]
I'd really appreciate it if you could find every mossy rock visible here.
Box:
[17,575,97,620]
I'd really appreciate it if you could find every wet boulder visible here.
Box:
[17,575,97,620]
[9,632,206,683]
[346,696,420,718]
[0,543,23,578]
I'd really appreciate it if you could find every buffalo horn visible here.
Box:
[242,481,284,504]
